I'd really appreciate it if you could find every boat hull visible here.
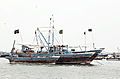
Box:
[56,52,98,64]
[6,52,98,64]
[7,56,60,64]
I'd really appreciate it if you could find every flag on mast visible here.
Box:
[14,29,19,34]
[84,32,86,35]
[50,18,52,20]
[88,29,92,32]
[59,30,63,34]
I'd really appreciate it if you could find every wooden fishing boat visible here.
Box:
[6,16,103,64]
[6,41,103,64]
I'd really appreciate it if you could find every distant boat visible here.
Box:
[0,51,10,57]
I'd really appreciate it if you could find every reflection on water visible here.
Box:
[0,58,120,79]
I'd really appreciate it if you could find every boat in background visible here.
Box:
[0,51,10,57]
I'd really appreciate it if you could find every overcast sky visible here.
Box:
[0,0,120,52]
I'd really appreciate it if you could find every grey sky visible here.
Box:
[0,0,120,52]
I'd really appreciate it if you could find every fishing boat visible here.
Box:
[6,42,103,64]
[6,28,103,64]
[6,16,103,64]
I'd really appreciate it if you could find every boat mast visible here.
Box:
[48,29,50,53]
[35,31,39,45]
[51,14,54,46]
[84,32,87,51]
[48,17,51,53]
[88,28,95,49]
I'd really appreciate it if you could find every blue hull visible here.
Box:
[6,49,103,64]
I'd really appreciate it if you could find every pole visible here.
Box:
[10,40,16,53]
[84,32,86,51]
[88,28,95,49]
[51,14,54,46]
[62,33,63,45]
[91,29,95,49]
[48,29,50,53]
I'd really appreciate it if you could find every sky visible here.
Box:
[0,0,120,52]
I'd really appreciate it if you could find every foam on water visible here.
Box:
[0,58,9,63]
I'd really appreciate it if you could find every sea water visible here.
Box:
[0,58,120,79]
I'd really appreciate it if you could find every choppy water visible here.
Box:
[0,58,120,79]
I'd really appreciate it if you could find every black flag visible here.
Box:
[88,29,92,32]
[14,29,19,34]
[35,31,36,34]
[84,32,86,35]
[59,30,63,34]
[50,18,52,20]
